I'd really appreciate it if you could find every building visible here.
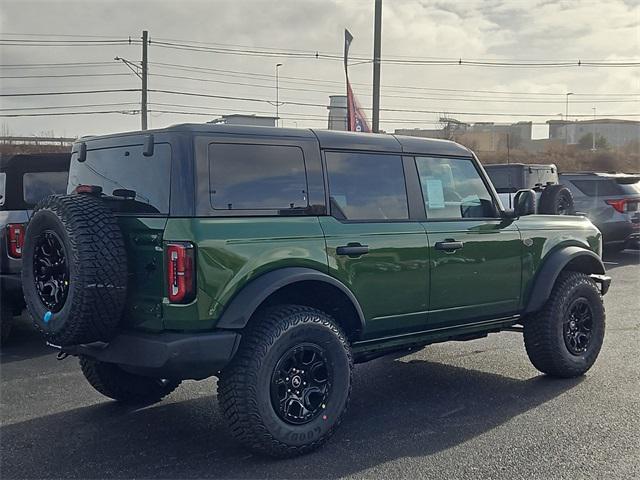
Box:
[209,114,278,127]
[548,119,640,148]
[327,95,348,131]
[395,120,533,152]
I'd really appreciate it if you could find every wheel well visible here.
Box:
[252,280,362,340]
[562,254,605,275]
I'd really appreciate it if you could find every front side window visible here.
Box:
[23,171,68,205]
[209,143,308,210]
[416,156,497,219]
[325,152,408,221]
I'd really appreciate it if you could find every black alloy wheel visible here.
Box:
[270,343,332,425]
[33,230,69,312]
[563,298,593,355]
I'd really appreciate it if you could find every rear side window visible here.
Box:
[23,171,68,205]
[325,152,408,221]
[569,179,625,197]
[208,143,308,210]
[68,143,171,214]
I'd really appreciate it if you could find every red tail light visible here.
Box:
[605,199,627,214]
[6,223,25,258]
[166,242,195,303]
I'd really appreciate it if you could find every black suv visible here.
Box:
[0,153,70,342]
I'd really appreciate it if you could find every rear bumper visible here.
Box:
[61,330,241,380]
[597,220,638,245]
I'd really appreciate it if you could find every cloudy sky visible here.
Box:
[1,0,638,139]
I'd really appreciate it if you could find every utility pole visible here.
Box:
[372,0,382,133]
[141,30,148,131]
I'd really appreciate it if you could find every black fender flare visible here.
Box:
[524,246,606,314]
[215,267,366,332]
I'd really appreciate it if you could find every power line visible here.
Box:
[0,110,139,117]
[1,59,637,98]
[0,88,140,97]
[0,73,132,79]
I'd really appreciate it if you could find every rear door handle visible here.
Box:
[435,240,464,252]
[336,243,369,257]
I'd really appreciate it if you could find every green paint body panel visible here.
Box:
[424,219,522,327]
[320,216,430,338]
[118,212,601,354]
[162,216,328,331]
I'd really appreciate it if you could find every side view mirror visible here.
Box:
[514,189,537,217]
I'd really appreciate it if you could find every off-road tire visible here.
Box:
[539,184,575,215]
[22,194,128,346]
[0,301,13,344]
[218,305,353,458]
[524,272,605,378]
[80,357,181,403]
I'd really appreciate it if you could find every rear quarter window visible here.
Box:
[569,179,625,197]
[208,143,308,211]
[23,171,69,205]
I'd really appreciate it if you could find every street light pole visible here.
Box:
[275,63,283,127]
[372,0,382,133]
[565,92,573,144]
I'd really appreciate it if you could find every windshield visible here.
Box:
[68,143,172,214]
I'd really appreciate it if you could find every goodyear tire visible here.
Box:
[539,184,575,215]
[80,357,180,404]
[218,305,353,457]
[524,272,605,378]
[21,194,127,346]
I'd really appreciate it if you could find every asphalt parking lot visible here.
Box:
[1,249,638,480]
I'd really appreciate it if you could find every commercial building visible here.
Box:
[547,119,640,148]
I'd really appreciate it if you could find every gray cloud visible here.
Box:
[1,0,638,138]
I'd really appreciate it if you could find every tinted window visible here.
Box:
[325,152,408,220]
[416,156,497,219]
[209,144,308,210]
[0,172,5,207]
[569,179,624,197]
[68,144,172,214]
[23,171,69,205]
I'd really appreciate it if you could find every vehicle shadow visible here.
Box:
[602,248,640,271]
[0,356,583,479]
[0,314,53,364]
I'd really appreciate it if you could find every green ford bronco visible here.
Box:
[21,124,610,457]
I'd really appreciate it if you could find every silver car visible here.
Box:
[560,172,640,252]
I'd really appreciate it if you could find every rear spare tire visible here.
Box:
[22,194,128,346]
[539,184,575,215]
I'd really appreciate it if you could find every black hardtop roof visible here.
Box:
[76,123,472,157]
[0,152,71,173]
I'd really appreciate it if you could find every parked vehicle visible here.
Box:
[559,172,640,252]
[0,153,70,343]
[485,163,575,215]
[21,125,610,457]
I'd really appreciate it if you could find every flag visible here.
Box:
[344,29,371,133]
